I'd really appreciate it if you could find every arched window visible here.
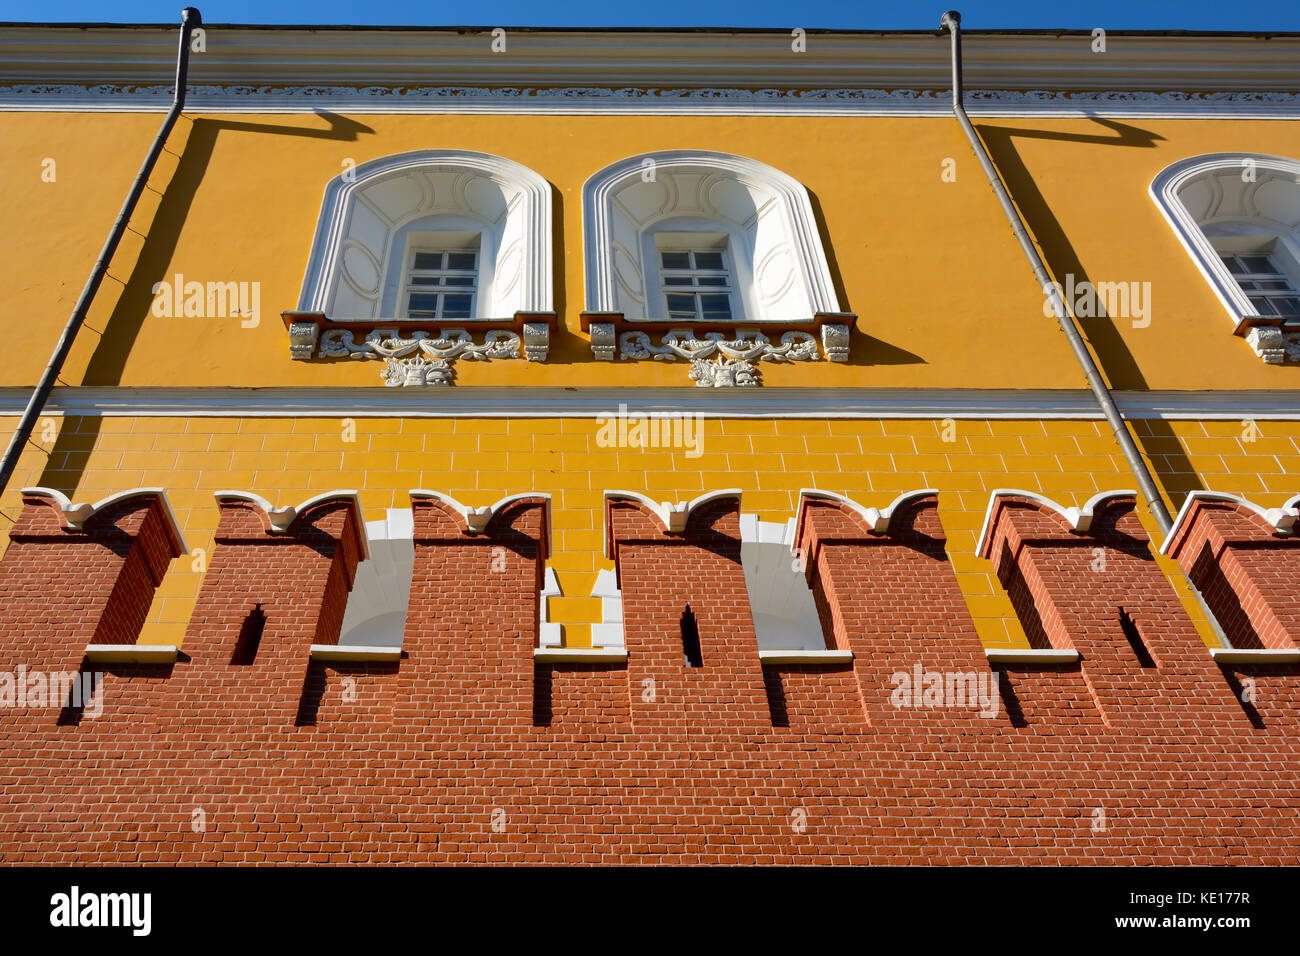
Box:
[286,150,554,379]
[583,150,839,321]
[1151,152,1300,363]
[581,150,850,379]
[298,149,551,319]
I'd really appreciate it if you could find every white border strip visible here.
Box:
[985,648,1080,664]
[1210,647,1300,663]
[758,648,854,665]
[309,644,402,662]
[534,647,628,663]
[4,87,1300,119]
[9,388,1300,420]
[1159,490,1300,554]
[83,644,179,664]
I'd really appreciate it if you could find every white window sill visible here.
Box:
[83,644,179,664]
[534,647,628,664]
[1210,647,1300,664]
[309,644,402,662]
[758,649,854,665]
[985,648,1080,664]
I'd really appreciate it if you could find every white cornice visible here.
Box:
[3,84,1300,117]
[8,387,1300,419]
[0,27,1297,114]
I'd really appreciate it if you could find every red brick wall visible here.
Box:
[1,487,1300,864]
[1163,496,1300,729]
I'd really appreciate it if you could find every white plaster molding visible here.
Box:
[8,84,1300,118]
[22,486,187,553]
[1244,326,1300,364]
[976,489,1137,558]
[297,149,551,319]
[83,644,180,664]
[1150,152,1300,362]
[617,326,842,386]
[308,325,528,385]
[534,647,628,664]
[985,648,1080,664]
[798,488,939,536]
[1210,647,1300,663]
[17,387,1300,420]
[1159,490,1300,554]
[410,490,552,554]
[603,488,742,552]
[536,566,625,651]
[583,150,839,321]
[213,489,369,558]
[758,649,854,665]
[309,644,403,662]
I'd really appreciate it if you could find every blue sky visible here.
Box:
[0,0,1289,30]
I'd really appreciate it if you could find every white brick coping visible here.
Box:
[1210,648,1300,664]
[309,644,402,662]
[83,644,179,664]
[534,647,628,664]
[758,649,854,665]
[985,648,1080,664]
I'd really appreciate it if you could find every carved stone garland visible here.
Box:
[617,325,849,387]
[306,326,540,387]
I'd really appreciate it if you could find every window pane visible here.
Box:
[446,252,477,270]
[661,251,690,270]
[664,276,693,286]
[408,293,440,312]
[699,293,732,319]
[694,251,724,270]
[1242,255,1275,273]
[697,275,728,287]
[409,276,442,286]
[444,275,475,287]
[413,252,444,270]
[1259,280,1293,290]
[666,293,696,316]
[442,293,473,317]
[1277,297,1300,315]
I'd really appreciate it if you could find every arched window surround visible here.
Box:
[296,149,553,319]
[582,149,841,320]
[1150,152,1300,363]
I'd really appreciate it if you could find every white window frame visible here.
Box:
[399,237,483,321]
[654,236,739,322]
[1150,152,1300,327]
[1216,245,1300,320]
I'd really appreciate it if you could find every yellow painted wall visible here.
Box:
[2,112,1299,391]
[3,412,1296,651]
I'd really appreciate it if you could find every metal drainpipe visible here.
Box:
[939,11,1233,645]
[938,10,1174,535]
[0,8,202,499]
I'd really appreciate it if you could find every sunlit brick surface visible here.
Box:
[2,414,1297,650]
